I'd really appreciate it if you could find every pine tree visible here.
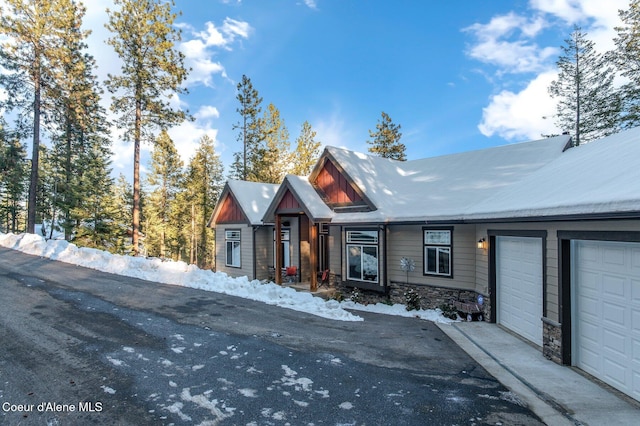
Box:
[254,103,292,183]
[614,1,640,128]
[232,75,264,180]
[105,0,190,255]
[549,26,621,145]
[181,135,224,268]
[49,4,112,241]
[367,112,406,161]
[227,152,245,180]
[0,0,82,233]
[110,174,134,254]
[145,130,184,259]
[72,142,115,249]
[291,121,321,176]
[0,127,28,233]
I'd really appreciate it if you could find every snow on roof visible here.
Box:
[324,135,572,222]
[465,127,640,220]
[226,180,279,225]
[281,175,335,221]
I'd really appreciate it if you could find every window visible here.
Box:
[273,228,291,267]
[424,229,452,277]
[225,230,241,267]
[346,230,379,282]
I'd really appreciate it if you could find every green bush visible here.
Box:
[438,303,458,320]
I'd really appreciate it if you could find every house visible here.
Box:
[207,180,279,281]
[210,128,640,403]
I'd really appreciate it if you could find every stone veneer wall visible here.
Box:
[542,319,562,364]
[337,280,491,321]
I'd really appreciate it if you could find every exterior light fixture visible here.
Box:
[477,238,487,250]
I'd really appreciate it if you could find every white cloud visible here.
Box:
[530,0,627,50]
[478,71,559,140]
[468,0,629,143]
[167,121,220,165]
[464,12,556,74]
[303,0,318,9]
[180,18,251,87]
[195,105,221,120]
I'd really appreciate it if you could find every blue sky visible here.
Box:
[5,0,632,179]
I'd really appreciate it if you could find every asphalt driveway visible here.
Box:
[0,247,543,425]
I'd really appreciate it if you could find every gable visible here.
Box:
[276,189,301,211]
[215,193,248,224]
[313,159,365,207]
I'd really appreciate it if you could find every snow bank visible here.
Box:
[0,232,453,324]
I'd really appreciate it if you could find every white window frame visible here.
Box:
[225,229,241,267]
[346,230,379,283]
[424,229,452,277]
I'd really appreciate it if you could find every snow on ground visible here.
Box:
[0,232,454,324]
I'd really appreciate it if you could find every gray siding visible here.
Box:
[254,226,274,280]
[328,225,342,280]
[474,219,640,323]
[215,224,254,279]
[387,224,476,290]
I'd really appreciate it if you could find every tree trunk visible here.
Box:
[27,72,41,234]
[132,96,142,255]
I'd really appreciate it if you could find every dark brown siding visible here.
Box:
[216,194,246,223]
[315,160,363,205]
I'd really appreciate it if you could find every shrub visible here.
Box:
[404,288,421,311]
[438,303,458,320]
[349,288,362,304]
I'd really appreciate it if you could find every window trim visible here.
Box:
[423,227,453,278]
[346,228,379,283]
[225,229,241,268]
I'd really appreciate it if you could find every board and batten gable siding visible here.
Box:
[475,219,640,324]
[386,224,477,290]
[215,224,254,279]
[314,159,364,206]
[215,192,248,223]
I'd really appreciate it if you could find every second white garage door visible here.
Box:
[573,240,640,402]
[496,236,543,345]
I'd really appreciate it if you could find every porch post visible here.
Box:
[275,214,282,285]
[309,221,318,291]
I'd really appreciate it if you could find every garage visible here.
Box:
[496,236,543,345]
[573,239,640,401]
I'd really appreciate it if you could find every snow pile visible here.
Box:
[0,232,454,324]
[341,300,454,323]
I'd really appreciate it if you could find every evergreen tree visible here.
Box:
[232,75,263,181]
[614,0,640,128]
[549,26,621,145]
[181,135,224,268]
[72,142,115,249]
[145,130,184,259]
[110,174,134,254]
[0,0,82,233]
[105,0,190,255]
[50,6,112,241]
[291,121,321,176]
[0,127,28,233]
[254,103,292,183]
[227,152,245,180]
[367,112,406,161]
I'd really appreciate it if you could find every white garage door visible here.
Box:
[573,240,640,401]
[496,236,543,345]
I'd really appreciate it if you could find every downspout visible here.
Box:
[253,226,258,280]
[384,224,389,295]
